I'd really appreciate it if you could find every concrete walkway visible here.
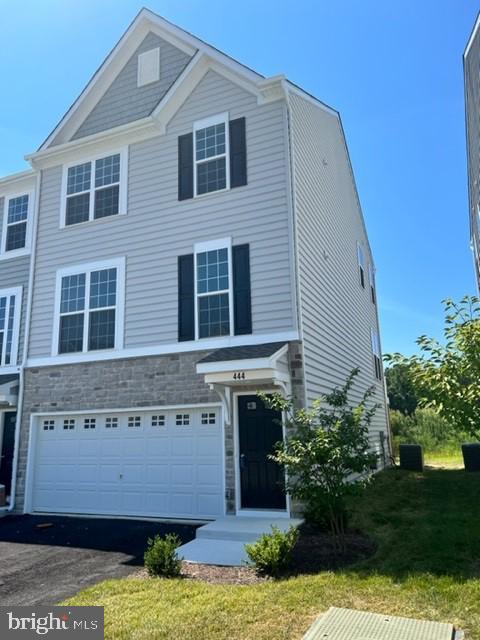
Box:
[178,516,303,566]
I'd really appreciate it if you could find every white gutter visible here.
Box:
[5,169,41,513]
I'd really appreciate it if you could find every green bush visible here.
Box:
[144,533,182,577]
[390,408,468,456]
[245,525,299,577]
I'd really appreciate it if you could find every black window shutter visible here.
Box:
[229,118,247,189]
[178,254,195,341]
[178,133,194,201]
[232,244,252,335]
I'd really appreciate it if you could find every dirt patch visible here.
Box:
[288,524,376,575]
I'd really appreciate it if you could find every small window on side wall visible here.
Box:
[357,243,366,289]
[371,329,382,381]
[368,263,376,305]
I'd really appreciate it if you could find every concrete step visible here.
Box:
[196,516,303,542]
[178,515,304,566]
[179,538,249,567]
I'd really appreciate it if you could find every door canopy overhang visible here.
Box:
[196,342,291,424]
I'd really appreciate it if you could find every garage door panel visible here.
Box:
[31,407,223,519]
[146,464,170,484]
[171,464,194,486]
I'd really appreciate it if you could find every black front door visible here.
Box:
[238,395,286,509]
[0,412,16,497]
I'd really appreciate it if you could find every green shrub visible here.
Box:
[245,525,299,577]
[144,533,182,577]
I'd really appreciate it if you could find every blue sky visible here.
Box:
[0,0,477,355]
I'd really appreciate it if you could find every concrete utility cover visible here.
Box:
[303,607,456,640]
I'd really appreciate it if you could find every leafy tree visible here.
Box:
[385,296,480,439]
[385,363,418,415]
[260,369,378,551]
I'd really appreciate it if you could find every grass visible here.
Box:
[64,467,480,639]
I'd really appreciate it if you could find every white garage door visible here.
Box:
[31,407,223,519]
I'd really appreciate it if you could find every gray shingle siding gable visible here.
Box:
[52,32,193,145]
[288,92,389,455]
[28,70,297,359]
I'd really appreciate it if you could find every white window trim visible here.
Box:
[371,328,380,357]
[368,262,376,302]
[0,191,34,259]
[194,237,233,341]
[0,286,22,368]
[193,112,230,198]
[59,147,128,228]
[52,257,126,357]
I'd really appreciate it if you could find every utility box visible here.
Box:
[399,444,424,472]
[462,443,480,472]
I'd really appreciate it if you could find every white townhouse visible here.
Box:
[0,9,389,520]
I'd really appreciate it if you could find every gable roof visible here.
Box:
[39,8,266,150]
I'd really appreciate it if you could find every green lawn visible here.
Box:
[65,467,480,639]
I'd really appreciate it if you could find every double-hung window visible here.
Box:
[54,258,125,355]
[62,149,127,227]
[0,287,22,367]
[195,239,233,339]
[371,328,382,381]
[1,193,32,256]
[194,113,229,196]
[357,242,366,288]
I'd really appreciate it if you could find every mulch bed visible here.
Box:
[134,524,375,585]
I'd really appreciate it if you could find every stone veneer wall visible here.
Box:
[15,343,306,515]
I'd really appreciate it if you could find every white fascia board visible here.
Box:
[27,118,157,169]
[465,13,480,58]
[0,171,37,194]
[139,8,263,84]
[26,330,300,368]
[204,368,276,385]
[286,82,339,118]
[197,357,272,375]
[152,53,262,134]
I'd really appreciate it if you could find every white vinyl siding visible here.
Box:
[29,70,296,359]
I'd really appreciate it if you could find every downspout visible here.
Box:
[7,168,41,513]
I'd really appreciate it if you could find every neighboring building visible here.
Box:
[465,14,480,288]
[0,9,389,520]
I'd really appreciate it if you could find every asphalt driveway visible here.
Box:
[0,514,199,605]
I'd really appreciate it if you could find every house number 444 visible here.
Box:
[233,372,246,380]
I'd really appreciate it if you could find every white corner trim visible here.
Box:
[0,190,35,259]
[51,256,126,357]
[27,330,300,368]
[59,146,128,228]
